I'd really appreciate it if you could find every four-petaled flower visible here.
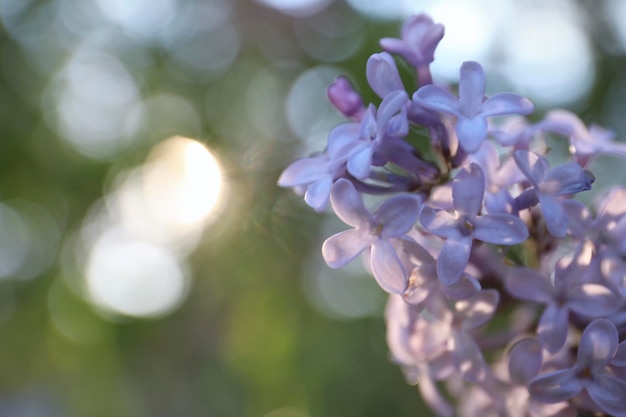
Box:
[322,178,421,294]
[529,319,626,417]
[414,61,534,153]
[513,149,595,237]
[420,163,529,285]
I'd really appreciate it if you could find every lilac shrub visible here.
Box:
[279,12,626,416]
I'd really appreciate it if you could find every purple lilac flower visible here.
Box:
[535,109,626,167]
[413,61,534,153]
[379,13,444,85]
[346,90,409,180]
[400,239,481,307]
[529,319,626,416]
[467,141,524,214]
[327,76,365,120]
[278,123,362,211]
[420,163,528,285]
[379,13,444,67]
[506,258,621,353]
[513,150,595,238]
[322,178,420,294]
[424,290,500,383]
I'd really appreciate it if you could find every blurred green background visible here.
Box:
[0,0,625,416]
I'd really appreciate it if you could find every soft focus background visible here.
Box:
[0,0,625,416]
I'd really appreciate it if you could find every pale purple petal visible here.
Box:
[458,61,485,117]
[278,157,328,187]
[420,206,462,239]
[304,177,332,211]
[442,274,481,300]
[538,194,568,238]
[380,14,445,68]
[376,195,420,238]
[330,178,372,227]
[613,341,626,367]
[456,289,499,329]
[561,199,590,238]
[513,150,550,187]
[472,213,529,244]
[378,37,412,59]
[377,90,409,128]
[587,374,626,417]
[456,116,488,153]
[386,109,409,137]
[450,330,487,382]
[413,85,461,116]
[366,52,405,98]
[437,236,472,286]
[347,145,373,180]
[508,338,543,385]
[538,304,569,354]
[567,284,621,317]
[403,270,436,305]
[541,162,594,196]
[540,109,587,138]
[505,267,556,303]
[322,229,373,268]
[371,239,408,294]
[529,368,583,403]
[452,163,484,216]
[359,105,377,139]
[577,319,618,371]
[326,122,361,159]
[417,370,454,417]
[481,93,534,117]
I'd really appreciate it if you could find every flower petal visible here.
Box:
[538,194,568,238]
[508,337,543,385]
[347,145,373,180]
[541,162,593,196]
[437,236,472,286]
[450,330,487,383]
[322,229,373,268]
[326,122,361,159]
[472,213,529,245]
[587,374,626,417]
[458,61,485,117]
[613,341,626,367]
[376,195,420,238]
[567,284,621,317]
[481,93,534,117]
[455,116,488,153]
[377,90,409,130]
[505,267,555,303]
[371,239,408,294]
[420,206,461,239]
[329,178,372,227]
[456,289,499,329]
[528,368,583,403]
[442,274,481,300]
[366,52,405,98]
[413,85,460,116]
[278,157,328,187]
[538,304,569,354]
[452,163,485,216]
[577,319,618,371]
[513,150,550,188]
[304,177,332,211]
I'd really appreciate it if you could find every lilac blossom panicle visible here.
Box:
[278,11,626,417]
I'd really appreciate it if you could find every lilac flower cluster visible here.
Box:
[279,13,626,417]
